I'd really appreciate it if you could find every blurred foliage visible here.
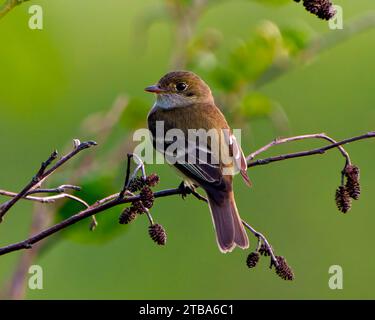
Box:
[239,92,274,118]
[251,0,291,5]
[119,98,150,130]
[188,20,312,91]
[182,19,313,134]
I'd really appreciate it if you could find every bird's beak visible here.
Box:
[144,85,166,94]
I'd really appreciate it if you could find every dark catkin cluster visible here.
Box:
[140,186,155,209]
[119,207,137,225]
[128,177,146,193]
[245,243,295,279]
[119,174,159,226]
[246,252,260,268]
[149,224,167,245]
[345,165,361,200]
[335,186,351,213]
[128,173,160,192]
[334,164,361,213]
[258,243,272,257]
[118,201,146,225]
[274,256,295,281]
[294,0,336,20]
[146,173,160,187]
[132,200,146,215]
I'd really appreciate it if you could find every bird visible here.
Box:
[145,71,250,253]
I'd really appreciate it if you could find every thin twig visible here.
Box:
[54,194,89,208]
[122,154,134,194]
[27,185,82,195]
[247,131,375,168]
[94,193,120,207]
[247,133,350,164]
[119,153,147,199]
[0,190,89,208]
[0,0,30,19]
[0,150,58,218]
[242,220,278,267]
[246,133,352,184]
[0,190,55,203]
[0,184,81,199]
[133,153,147,179]
[0,141,97,222]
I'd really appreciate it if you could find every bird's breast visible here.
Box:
[148,102,229,134]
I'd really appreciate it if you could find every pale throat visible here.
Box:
[153,93,192,110]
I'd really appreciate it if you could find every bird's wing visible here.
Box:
[223,131,251,187]
[164,134,224,187]
[158,128,250,188]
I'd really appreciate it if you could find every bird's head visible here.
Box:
[145,71,213,109]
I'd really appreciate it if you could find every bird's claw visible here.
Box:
[178,182,192,200]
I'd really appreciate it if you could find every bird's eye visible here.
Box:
[175,82,188,92]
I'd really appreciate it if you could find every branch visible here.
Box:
[247,131,375,168]
[0,190,55,203]
[0,0,30,19]
[27,185,81,195]
[0,185,88,208]
[242,220,278,267]
[247,133,349,162]
[0,186,182,256]
[0,140,97,222]
[246,132,352,184]
[0,131,374,258]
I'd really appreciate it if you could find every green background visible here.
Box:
[0,0,374,299]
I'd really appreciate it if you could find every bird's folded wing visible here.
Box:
[153,128,250,186]
[173,138,223,186]
[223,131,251,186]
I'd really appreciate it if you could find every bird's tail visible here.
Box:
[206,190,249,253]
